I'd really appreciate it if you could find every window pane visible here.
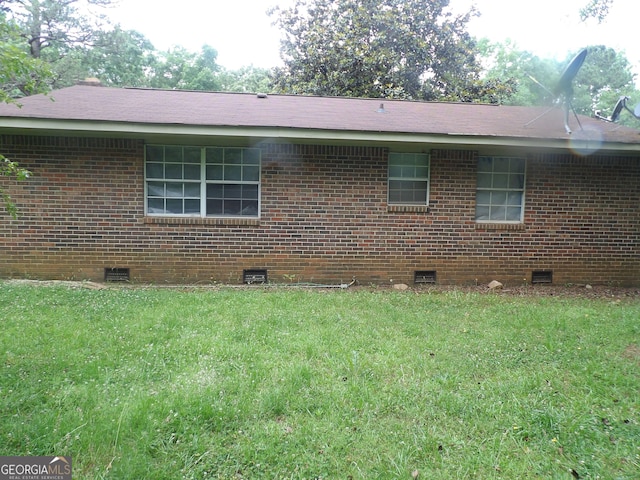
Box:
[477,157,493,172]
[243,149,260,165]
[148,198,164,213]
[207,184,223,198]
[184,199,201,214]
[506,207,522,221]
[166,182,183,197]
[415,166,429,178]
[510,158,526,174]
[225,184,242,198]
[492,191,507,206]
[166,199,183,214]
[184,147,201,163]
[146,163,163,178]
[184,183,201,197]
[477,173,492,188]
[242,184,259,200]
[240,200,259,216]
[493,174,509,188]
[507,191,523,206]
[476,191,491,205]
[490,206,506,221]
[146,146,163,162]
[244,165,260,182]
[224,200,242,215]
[476,205,490,220]
[165,164,182,179]
[147,182,164,197]
[225,149,242,164]
[389,165,403,177]
[508,173,524,189]
[184,164,201,180]
[494,157,510,172]
[225,165,242,181]
[207,198,223,215]
[165,146,182,161]
[206,165,223,181]
[206,148,223,164]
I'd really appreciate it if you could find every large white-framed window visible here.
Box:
[145,145,260,218]
[388,153,430,205]
[475,156,526,223]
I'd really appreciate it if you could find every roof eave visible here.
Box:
[1,118,639,153]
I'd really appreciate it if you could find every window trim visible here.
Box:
[144,145,261,219]
[387,152,430,207]
[475,156,526,224]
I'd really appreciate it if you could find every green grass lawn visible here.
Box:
[1,283,638,479]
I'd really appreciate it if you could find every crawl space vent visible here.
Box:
[414,270,437,284]
[104,267,130,282]
[243,269,268,284]
[531,270,553,284]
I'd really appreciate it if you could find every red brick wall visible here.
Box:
[1,135,639,286]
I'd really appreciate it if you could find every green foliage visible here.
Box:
[580,0,614,22]
[479,40,640,125]
[4,0,113,59]
[270,0,512,102]
[1,284,638,478]
[83,26,156,87]
[0,13,51,100]
[0,156,31,218]
[148,45,222,91]
[573,45,637,119]
[219,65,272,93]
[477,39,560,107]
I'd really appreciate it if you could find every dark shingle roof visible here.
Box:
[0,85,639,146]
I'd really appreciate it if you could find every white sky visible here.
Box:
[105,0,639,80]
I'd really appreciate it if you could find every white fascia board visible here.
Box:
[1,118,639,153]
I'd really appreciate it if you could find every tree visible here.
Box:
[0,13,44,217]
[478,41,639,126]
[218,66,272,93]
[572,45,638,121]
[580,0,614,22]
[269,0,509,102]
[149,45,222,91]
[84,26,156,87]
[1,11,52,100]
[3,0,115,88]
[3,0,112,58]
[477,39,560,107]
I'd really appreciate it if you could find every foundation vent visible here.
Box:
[104,267,130,282]
[531,270,553,284]
[414,270,437,284]
[243,269,268,284]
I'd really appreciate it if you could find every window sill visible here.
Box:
[388,205,430,213]
[144,216,260,226]
[475,222,525,231]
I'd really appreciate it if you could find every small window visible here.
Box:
[476,156,525,223]
[388,153,430,206]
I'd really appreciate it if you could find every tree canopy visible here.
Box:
[478,40,639,124]
[269,0,514,102]
[580,0,614,22]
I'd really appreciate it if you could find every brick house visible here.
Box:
[0,83,639,286]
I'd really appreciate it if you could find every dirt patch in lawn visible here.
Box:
[622,344,640,364]
[3,278,640,300]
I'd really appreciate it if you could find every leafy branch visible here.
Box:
[1,156,32,219]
